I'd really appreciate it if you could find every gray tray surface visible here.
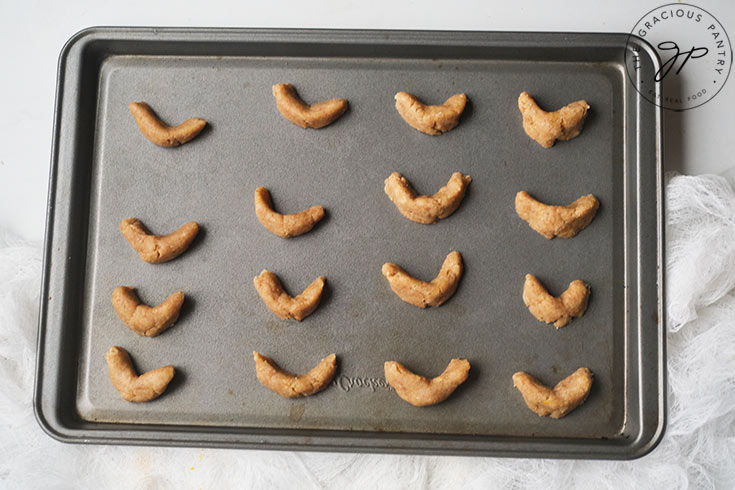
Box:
[35,28,664,458]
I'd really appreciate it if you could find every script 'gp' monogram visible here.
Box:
[625,3,732,111]
[654,41,708,82]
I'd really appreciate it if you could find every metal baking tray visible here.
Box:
[34,28,664,459]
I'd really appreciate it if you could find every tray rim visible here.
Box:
[34,26,665,459]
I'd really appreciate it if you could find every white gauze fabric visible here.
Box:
[1,173,735,489]
[666,173,735,330]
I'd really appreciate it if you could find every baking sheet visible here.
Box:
[35,28,664,458]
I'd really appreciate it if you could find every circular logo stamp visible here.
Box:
[625,3,732,110]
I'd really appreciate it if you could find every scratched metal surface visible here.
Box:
[35,29,664,458]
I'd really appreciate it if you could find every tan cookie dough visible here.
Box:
[272,83,348,129]
[523,274,590,328]
[394,92,467,135]
[384,172,471,224]
[106,346,175,402]
[513,368,593,418]
[112,287,184,337]
[253,351,337,398]
[384,359,470,407]
[120,218,199,263]
[253,270,325,321]
[128,102,206,147]
[518,91,589,148]
[254,187,325,238]
[382,251,463,308]
[515,191,599,239]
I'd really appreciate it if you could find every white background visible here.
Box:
[0,0,733,241]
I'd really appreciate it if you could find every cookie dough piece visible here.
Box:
[512,368,593,418]
[523,274,590,328]
[384,172,471,224]
[106,346,175,402]
[394,92,467,135]
[253,351,336,398]
[128,102,206,147]
[253,270,325,321]
[120,218,199,263]
[384,359,470,407]
[382,251,463,308]
[515,191,599,239]
[272,83,348,129]
[112,287,184,337]
[518,92,589,148]
[254,187,325,238]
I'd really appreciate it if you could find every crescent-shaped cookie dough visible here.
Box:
[106,346,175,402]
[253,270,325,321]
[515,191,599,239]
[382,251,463,308]
[128,102,206,147]
[253,351,337,398]
[120,218,199,263]
[518,92,590,148]
[272,83,348,129]
[112,286,184,337]
[394,92,467,135]
[512,368,593,418]
[523,274,590,328]
[254,187,325,238]
[384,359,470,407]
[384,172,471,224]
